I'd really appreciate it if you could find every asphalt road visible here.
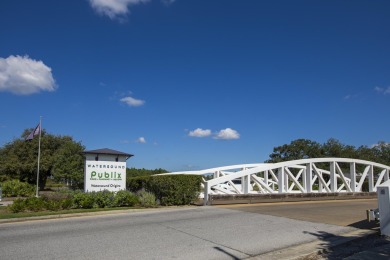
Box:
[217,199,378,228]
[0,205,358,260]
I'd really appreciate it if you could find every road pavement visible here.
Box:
[217,199,378,228]
[0,205,357,260]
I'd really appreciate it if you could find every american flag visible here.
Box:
[25,123,41,141]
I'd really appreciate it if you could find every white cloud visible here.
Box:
[374,86,390,95]
[136,137,146,143]
[0,55,56,95]
[343,93,359,100]
[214,128,240,140]
[89,0,176,19]
[188,128,212,138]
[88,0,150,19]
[120,96,145,107]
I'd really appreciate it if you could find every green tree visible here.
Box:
[322,138,356,158]
[265,138,390,166]
[52,137,85,189]
[0,129,85,190]
[357,141,390,166]
[266,139,322,163]
[374,142,390,165]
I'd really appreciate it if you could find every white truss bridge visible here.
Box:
[164,158,390,205]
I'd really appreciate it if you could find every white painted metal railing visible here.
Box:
[162,158,390,205]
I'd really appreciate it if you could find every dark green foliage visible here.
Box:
[0,129,85,190]
[127,175,202,206]
[61,198,73,210]
[72,191,95,209]
[45,199,62,211]
[93,190,115,208]
[8,197,46,213]
[266,138,390,166]
[6,190,144,213]
[113,190,139,207]
[267,139,322,163]
[52,138,85,189]
[127,176,148,192]
[8,196,74,212]
[8,198,26,213]
[71,190,139,209]
[1,180,35,197]
[24,197,46,211]
[41,191,73,210]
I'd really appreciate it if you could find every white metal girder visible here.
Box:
[161,158,390,202]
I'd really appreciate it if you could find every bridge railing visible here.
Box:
[163,158,390,205]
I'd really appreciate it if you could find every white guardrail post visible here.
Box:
[203,181,210,206]
[377,180,390,236]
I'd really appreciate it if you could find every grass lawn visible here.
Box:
[0,205,143,220]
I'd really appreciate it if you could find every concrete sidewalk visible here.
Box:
[219,200,390,259]
[0,200,13,207]
[250,228,390,259]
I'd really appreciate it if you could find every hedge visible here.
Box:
[7,190,140,213]
[127,175,202,206]
[1,180,35,197]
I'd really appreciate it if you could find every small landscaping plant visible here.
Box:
[4,175,201,214]
[137,190,157,208]
[1,180,35,197]
[113,190,139,207]
[6,189,156,213]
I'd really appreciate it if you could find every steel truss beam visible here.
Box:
[160,158,390,205]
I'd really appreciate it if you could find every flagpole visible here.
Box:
[36,116,42,197]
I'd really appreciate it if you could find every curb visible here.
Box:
[0,206,197,224]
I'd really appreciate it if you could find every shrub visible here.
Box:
[1,180,35,197]
[45,199,62,211]
[80,194,95,209]
[41,190,72,201]
[127,177,147,193]
[72,191,95,209]
[24,197,46,212]
[137,190,157,208]
[8,198,26,213]
[93,190,115,208]
[127,175,202,206]
[113,190,138,207]
[61,198,73,210]
[41,191,74,210]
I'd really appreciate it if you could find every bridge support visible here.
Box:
[305,163,313,193]
[350,162,357,192]
[278,167,285,193]
[163,158,390,199]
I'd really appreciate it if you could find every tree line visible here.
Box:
[0,129,85,189]
[266,138,390,166]
[0,129,389,190]
[0,128,169,190]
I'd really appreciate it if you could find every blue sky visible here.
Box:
[0,0,389,171]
